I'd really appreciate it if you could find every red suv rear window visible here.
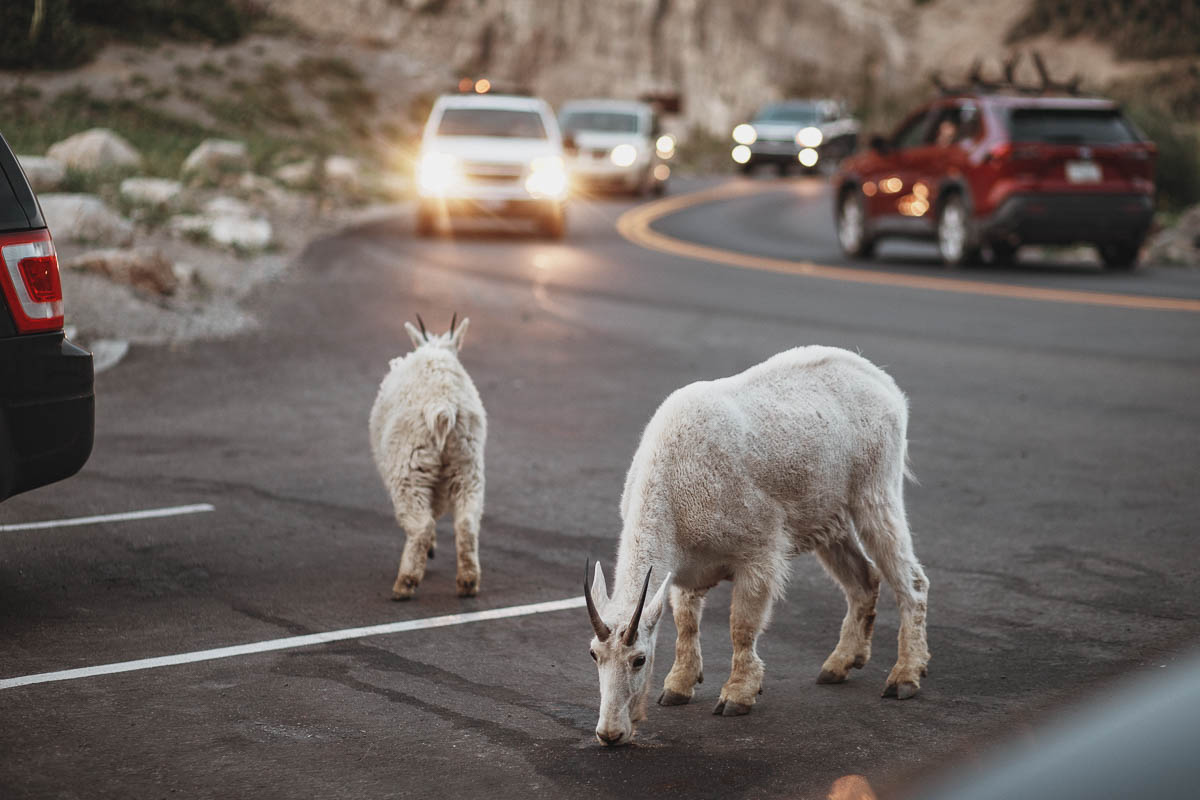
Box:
[1008,109,1137,145]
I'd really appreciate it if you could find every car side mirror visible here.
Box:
[869,134,889,153]
[562,133,577,153]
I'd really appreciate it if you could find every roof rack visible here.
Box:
[931,52,1084,97]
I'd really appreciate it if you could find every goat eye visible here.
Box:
[589,650,597,662]
[632,655,646,669]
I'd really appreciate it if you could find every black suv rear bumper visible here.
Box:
[982,193,1155,246]
[0,332,94,501]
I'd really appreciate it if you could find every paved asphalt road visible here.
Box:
[3,175,1199,799]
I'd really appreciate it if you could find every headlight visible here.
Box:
[416,151,460,196]
[655,134,676,159]
[731,145,752,164]
[732,124,757,145]
[798,148,819,167]
[796,126,823,148]
[610,144,638,168]
[525,155,568,200]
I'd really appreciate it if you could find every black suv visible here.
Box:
[0,132,94,502]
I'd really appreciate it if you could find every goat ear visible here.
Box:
[591,561,609,609]
[450,317,470,351]
[404,322,425,349]
[644,572,672,630]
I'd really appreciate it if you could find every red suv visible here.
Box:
[833,93,1156,269]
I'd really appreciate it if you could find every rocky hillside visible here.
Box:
[264,0,1190,133]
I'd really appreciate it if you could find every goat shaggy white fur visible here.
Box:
[586,346,930,746]
[369,316,486,600]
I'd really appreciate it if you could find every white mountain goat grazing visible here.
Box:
[585,346,930,746]
[369,314,486,600]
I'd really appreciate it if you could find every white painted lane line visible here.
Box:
[0,596,587,690]
[0,503,215,532]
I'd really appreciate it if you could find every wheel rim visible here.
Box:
[939,201,966,263]
[839,196,863,253]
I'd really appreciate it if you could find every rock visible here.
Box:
[46,129,142,172]
[18,155,66,192]
[203,195,253,218]
[1145,205,1200,266]
[65,247,178,295]
[182,139,250,181]
[168,214,211,238]
[324,155,360,194]
[39,194,135,246]
[119,177,184,209]
[209,217,273,249]
[273,159,315,188]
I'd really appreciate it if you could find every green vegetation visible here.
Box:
[1125,107,1200,212]
[1007,0,1200,60]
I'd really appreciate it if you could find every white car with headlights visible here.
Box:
[730,98,859,175]
[416,93,569,238]
[559,100,673,196]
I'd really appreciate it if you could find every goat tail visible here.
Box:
[424,402,457,451]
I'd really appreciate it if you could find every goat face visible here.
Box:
[586,562,670,746]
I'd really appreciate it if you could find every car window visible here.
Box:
[922,104,979,147]
[754,104,819,124]
[436,108,548,139]
[560,111,640,135]
[1007,108,1137,145]
[891,110,930,150]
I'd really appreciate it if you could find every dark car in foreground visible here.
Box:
[833,93,1156,268]
[0,132,94,502]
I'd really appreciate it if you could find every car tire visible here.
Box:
[775,161,789,178]
[541,207,566,240]
[653,179,667,197]
[1099,241,1140,271]
[739,162,754,176]
[937,194,979,267]
[837,189,875,259]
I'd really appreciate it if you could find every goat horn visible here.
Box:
[450,312,457,334]
[623,567,653,646]
[415,314,428,340]
[585,559,611,641]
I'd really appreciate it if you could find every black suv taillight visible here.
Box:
[0,229,64,333]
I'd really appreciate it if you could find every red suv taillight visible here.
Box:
[0,229,64,333]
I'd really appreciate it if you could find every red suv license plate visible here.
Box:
[1066,160,1102,183]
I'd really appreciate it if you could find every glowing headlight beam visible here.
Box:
[655,134,676,158]
[610,144,638,168]
[526,155,568,200]
[731,145,752,164]
[416,151,460,196]
[796,126,823,148]
[732,124,757,145]
[798,148,819,168]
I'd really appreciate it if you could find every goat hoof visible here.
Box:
[852,655,867,669]
[391,590,413,601]
[456,579,478,597]
[696,671,703,685]
[712,700,725,715]
[883,681,919,700]
[721,701,753,717]
[658,690,691,706]
[427,547,436,558]
[817,669,846,685]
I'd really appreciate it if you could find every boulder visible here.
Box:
[324,155,360,194]
[46,129,142,172]
[65,247,178,295]
[273,159,315,188]
[1144,205,1200,266]
[209,217,273,250]
[39,194,135,246]
[17,155,66,192]
[119,177,184,209]
[182,139,250,181]
[203,195,253,218]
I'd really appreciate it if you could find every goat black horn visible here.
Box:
[623,567,653,646]
[450,312,457,334]
[415,314,427,340]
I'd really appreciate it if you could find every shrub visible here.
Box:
[1125,106,1200,212]
[0,1,94,70]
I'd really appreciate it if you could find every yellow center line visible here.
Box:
[615,181,1200,313]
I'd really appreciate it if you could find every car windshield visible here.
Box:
[436,108,548,139]
[1008,108,1137,145]
[754,104,820,124]
[561,111,641,134]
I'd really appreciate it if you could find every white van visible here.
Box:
[415,93,568,238]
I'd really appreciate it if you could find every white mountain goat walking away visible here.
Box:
[585,346,930,746]
[369,314,486,600]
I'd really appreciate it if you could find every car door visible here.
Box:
[905,101,979,223]
[865,106,932,225]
